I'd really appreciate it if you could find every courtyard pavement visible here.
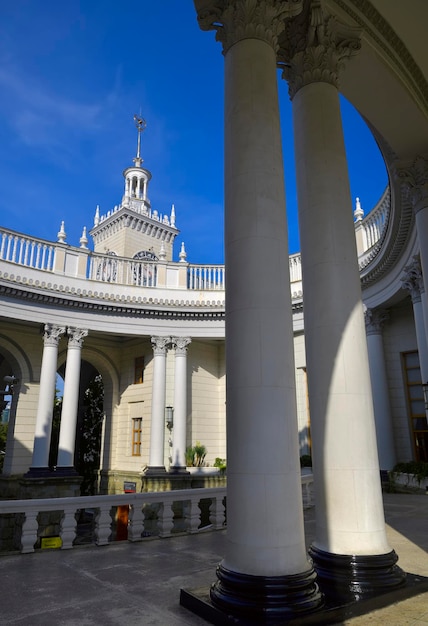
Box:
[0,492,427,625]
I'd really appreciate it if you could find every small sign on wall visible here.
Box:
[41,536,62,549]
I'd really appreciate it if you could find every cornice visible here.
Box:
[0,280,303,320]
[332,0,428,114]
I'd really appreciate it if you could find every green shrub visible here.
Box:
[185,442,207,467]
[392,461,428,486]
[300,454,312,468]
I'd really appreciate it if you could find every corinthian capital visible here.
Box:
[67,327,89,348]
[401,256,424,303]
[151,336,171,355]
[171,336,192,355]
[364,308,389,335]
[394,156,428,214]
[43,323,66,347]
[278,0,361,99]
[194,0,303,54]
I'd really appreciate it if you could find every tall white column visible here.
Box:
[280,2,404,602]
[146,336,170,473]
[170,337,191,472]
[401,258,428,383]
[57,327,88,472]
[27,324,65,475]
[364,308,396,471]
[194,1,322,621]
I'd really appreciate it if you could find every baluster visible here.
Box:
[12,236,18,262]
[18,238,24,264]
[209,496,226,530]
[94,505,112,545]
[47,246,53,269]
[6,234,12,260]
[24,240,30,265]
[185,497,201,534]
[158,502,174,537]
[60,508,77,549]
[35,243,41,268]
[128,504,144,542]
[41,245,47,269]
[0,233,6,259]
[21,511,38,554]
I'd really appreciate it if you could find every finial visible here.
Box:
[171,203,176,227]
[80,227,88,249]
[354,197,364,222]
[159,241,166,261]
[57,221,66,243]
[94,205,100,226]
[133,114,147,167]
[179,242,187,263]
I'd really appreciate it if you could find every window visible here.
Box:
[402,351,428,462]
[134,356,144,384]
[132,418,142,456]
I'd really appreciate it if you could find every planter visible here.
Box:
[186,467,221,476]
[392,472,428,491]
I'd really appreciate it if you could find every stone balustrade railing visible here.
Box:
[0,189,390,297]
[0,475,314,555]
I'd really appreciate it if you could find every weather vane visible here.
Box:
[133,113,147,163]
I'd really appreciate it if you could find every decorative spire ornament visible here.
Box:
[57,221,66,243]
[133,114,147,167]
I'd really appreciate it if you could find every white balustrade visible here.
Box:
[0,229,55,271]
[0,477,314,555]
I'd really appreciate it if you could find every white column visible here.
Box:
[281,2,404,602]
[57,328,88,472]
[364,308,396,471]
[171,337,191,472]
[27,324,65,475]
[195,1,322,620]
[146,336,169,473]
[400,156,428,331]
[401,258,428,382]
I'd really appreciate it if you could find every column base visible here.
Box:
[209,563,323,622]
[169,466,190,474]
[309,545,406,603]
[54,466,80,477]
[144,466,167,475]
[24,467,55,478]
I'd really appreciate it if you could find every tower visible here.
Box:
[90,116,179,262]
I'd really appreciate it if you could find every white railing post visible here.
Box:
[185,496,201,534]
[60,508,78,549]
[21,511,38,554]
[128,504,144,542]
[209,496,226,530]
[95,505,112,546]
[158,502,174,538]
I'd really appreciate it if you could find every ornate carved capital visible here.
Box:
[43,323,66,347]
[278,0,361,99]
[364,307,389,335]
[394,156,428,215]
[195,0,303,55]
[171,336,192,355]
[151,336,171,355]
[401,256,424,303]
[67,327,88,348]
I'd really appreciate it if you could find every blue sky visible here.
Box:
[0,1,387,264]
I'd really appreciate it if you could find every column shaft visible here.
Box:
[224,37,309,577]
[57,328,87,470]
[147,336,169,471]
[29,324,65,473]
[171,337,191,471]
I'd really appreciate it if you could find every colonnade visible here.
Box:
[193,0,407,621]
[27,328,192,478]
[147,335,191,474]
[27,324,88,477]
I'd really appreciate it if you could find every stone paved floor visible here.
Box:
[0,492,427,625]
